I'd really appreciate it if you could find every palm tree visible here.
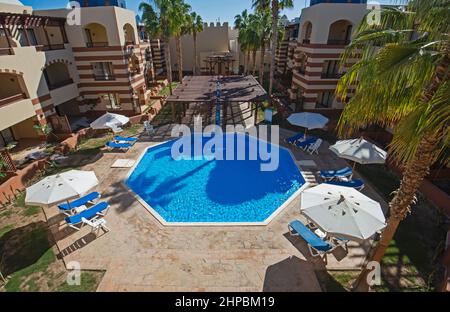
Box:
[335,1,449,291]
[253,0,293,96]
[139,0,175,94]
[255,9,272,85]
[172,0,191,82]
[186,12,203,76]
[235,10,251,75]
[248,14,262,76]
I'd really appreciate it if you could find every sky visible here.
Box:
[20,0,395,23]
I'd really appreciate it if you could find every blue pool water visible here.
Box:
[126,133,305,223]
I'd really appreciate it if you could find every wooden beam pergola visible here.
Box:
[166,75,268,128]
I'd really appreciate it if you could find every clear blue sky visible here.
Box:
[21,0,395,23]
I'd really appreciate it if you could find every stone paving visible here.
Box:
[45,125,387,292]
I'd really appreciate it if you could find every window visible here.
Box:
[102,93,121,110]
[317,91,335,108]
[93,62,114,80]
[322,60,340,79]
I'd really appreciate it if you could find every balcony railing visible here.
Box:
[36,44,66,52]
[125,41,136,46]
[48,79,74,90]
[94,75,116,81]
[86,42,109,48]
[0,93,27,107]
[302,39,311,44]
[327,39,350,45]
[321,72,343,79]
[0,47,13,56]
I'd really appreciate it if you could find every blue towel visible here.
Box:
[320,167,353,179]
[65,202,109,225]
[289,220,332,252]
[58,192,101,211]
[106,141,132,149]
[285,132,305,144]
[325,179,365,189]
[294,137,317,149]
[114,135,138,142]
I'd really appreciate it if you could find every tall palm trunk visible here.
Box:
[163,38,173,95]
[246,51,251,75]
[176,36,183,81]
[269,0,279,97]
[259,41,266,85]
[193,32,198,75]
[353,52,450,292]
[252,49,257,75]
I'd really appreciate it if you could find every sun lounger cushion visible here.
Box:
[285,132,305,144]
[324,179,365,190]
[65,202,109,225]
[320,167,353,179]
[58,192,101,211]
[114,136,138,142]
[294,137,317,149]
[289,220,333,252]
[106,141,132,149]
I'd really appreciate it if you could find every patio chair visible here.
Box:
[284,132,305,145]
[65,201,110,231]
[58,192,101,215]
[303,217,350,252]
[294,137,317,151]
[319,167,353,181]
[105,141,132,151]
[143,121,155,135]
[288,220,337,258]
[324,179,365,191]
[306,139,322,155]
[114,135,138,144]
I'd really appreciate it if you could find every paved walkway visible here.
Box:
[46,126,387,292]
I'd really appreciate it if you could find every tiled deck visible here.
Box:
[46,126,387,292]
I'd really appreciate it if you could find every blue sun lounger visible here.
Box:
[288,220,336,258]
[114,135,138,143]
[320,167,353,180]
[65,202,110,231]
[106,141,132,151]
[58,192,101,214]
[324,179,365,191]
[294,137,317,150]
[284,132,305,145]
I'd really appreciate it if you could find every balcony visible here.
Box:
[94,75,116,81]
[302,39,311,44]
[0,93,27,107]
[86,42,109,48]
[48,79,74,91]
[36,44,66,52]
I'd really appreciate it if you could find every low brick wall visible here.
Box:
[0,157,49,204]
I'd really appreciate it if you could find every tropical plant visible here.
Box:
[252,0,293,96]
[172,0,191,81]
[186,12,204,75]
[255,9,272,85]
[335,0,449,291]
[235,9,252,75]
[139,0,178,95]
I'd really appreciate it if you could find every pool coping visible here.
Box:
[124,133,312,227]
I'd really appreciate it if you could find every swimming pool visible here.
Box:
[126,133,306,225]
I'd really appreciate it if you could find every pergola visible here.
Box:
[203,54,236,76]
[166,75,268,128]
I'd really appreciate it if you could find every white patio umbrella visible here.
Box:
[287,112,329,136]
[329,138,387,169]
[90,112,129,132]
[25,170,99,207]
[301,184,386,242]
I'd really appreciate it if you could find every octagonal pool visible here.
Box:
[126,133,306,225]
